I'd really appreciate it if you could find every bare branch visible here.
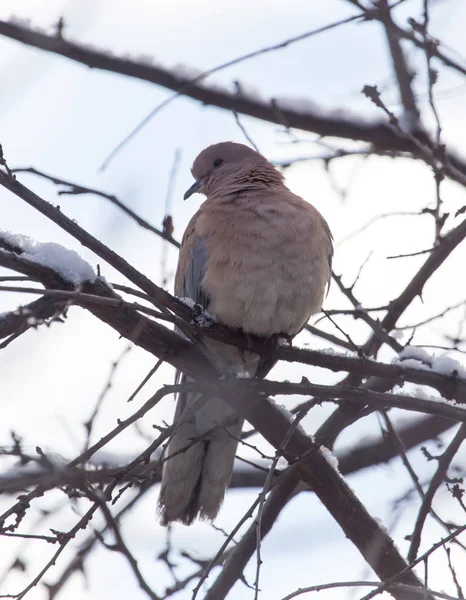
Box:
[0,296,65,342]
[1,279,465,406]
[408,423,466,562]
[1,20,466,184]
[364,214,466,355]
[281,580,458,600]
[12,167,180,248]
[205,468,301,600]
[377,0,420,128]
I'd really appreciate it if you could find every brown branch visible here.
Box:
[365,214,466,355]
[0,171,185,315]
[204,468,301,600]
[345,0,466,78]
[5,226,466,402]
[407,423,466,562]
[44,486,153,599]
[4,504,99,599]
[0,414,453,495]
[215,388,432,599]
[377,0,420,128]
[1,277,466,408]
[0,260,432,597]
[205,401,457,598]
[0,386,173,531]
[338,414,452,475]
[91,492,160,600]
[0,252,208,377]
[304,323,356,351]
[331,272,402,353]
[188,378,466,423]
[359,523,466,600]
[281,581,457,600]
[1,20,466,184]
[0,174,460,597]
[0,296,65,341]
[12,167,180,249]
[0,377,454,598]
[396,299,466,330]
[1,277,465,410]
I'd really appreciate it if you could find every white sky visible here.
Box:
[0,0,466,599]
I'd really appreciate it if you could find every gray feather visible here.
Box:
[179,233,210,309]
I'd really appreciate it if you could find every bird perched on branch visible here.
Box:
[159,141,333,525]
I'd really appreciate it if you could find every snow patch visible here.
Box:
[399,346,431,364]
[24,243,95,285]
[179,297,196,308]
[178,297,217,327]
[392,384,465,410]
[319,346,357,358]
[97,275,113,289]
[320,445,340,472]
[398,346,466,379]
[0,230,95,286]
[396,358,429,371]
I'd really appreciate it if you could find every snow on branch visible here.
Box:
[0,175,465,406]
[0,230,95,286]
[399,345,466,380]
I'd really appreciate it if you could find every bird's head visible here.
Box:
[183,142,272,200]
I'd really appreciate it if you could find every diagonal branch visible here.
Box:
[216,388,432,599]
[0,246,432,598]
[205,406,455,600]
[346,0,466,78]
[0,174,461,598]
[365,215,466,355]
[376,0,420,128]
[0,170,186,315]
[1,20,466,184]
[0,295,65,342]
[407,422,466,562]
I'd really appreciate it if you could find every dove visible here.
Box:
[159,142,333,525]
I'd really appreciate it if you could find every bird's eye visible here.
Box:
[213,159,223,168]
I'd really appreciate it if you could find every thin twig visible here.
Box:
[408,423,466,562]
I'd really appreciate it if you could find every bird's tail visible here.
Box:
[159,378,244,525]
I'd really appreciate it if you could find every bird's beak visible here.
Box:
[183,180,201,201]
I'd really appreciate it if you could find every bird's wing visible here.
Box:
[160,211,245,524]
[175,211,210,309]
[320,214,334,294]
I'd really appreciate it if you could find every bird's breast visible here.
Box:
[202,222,326,337]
